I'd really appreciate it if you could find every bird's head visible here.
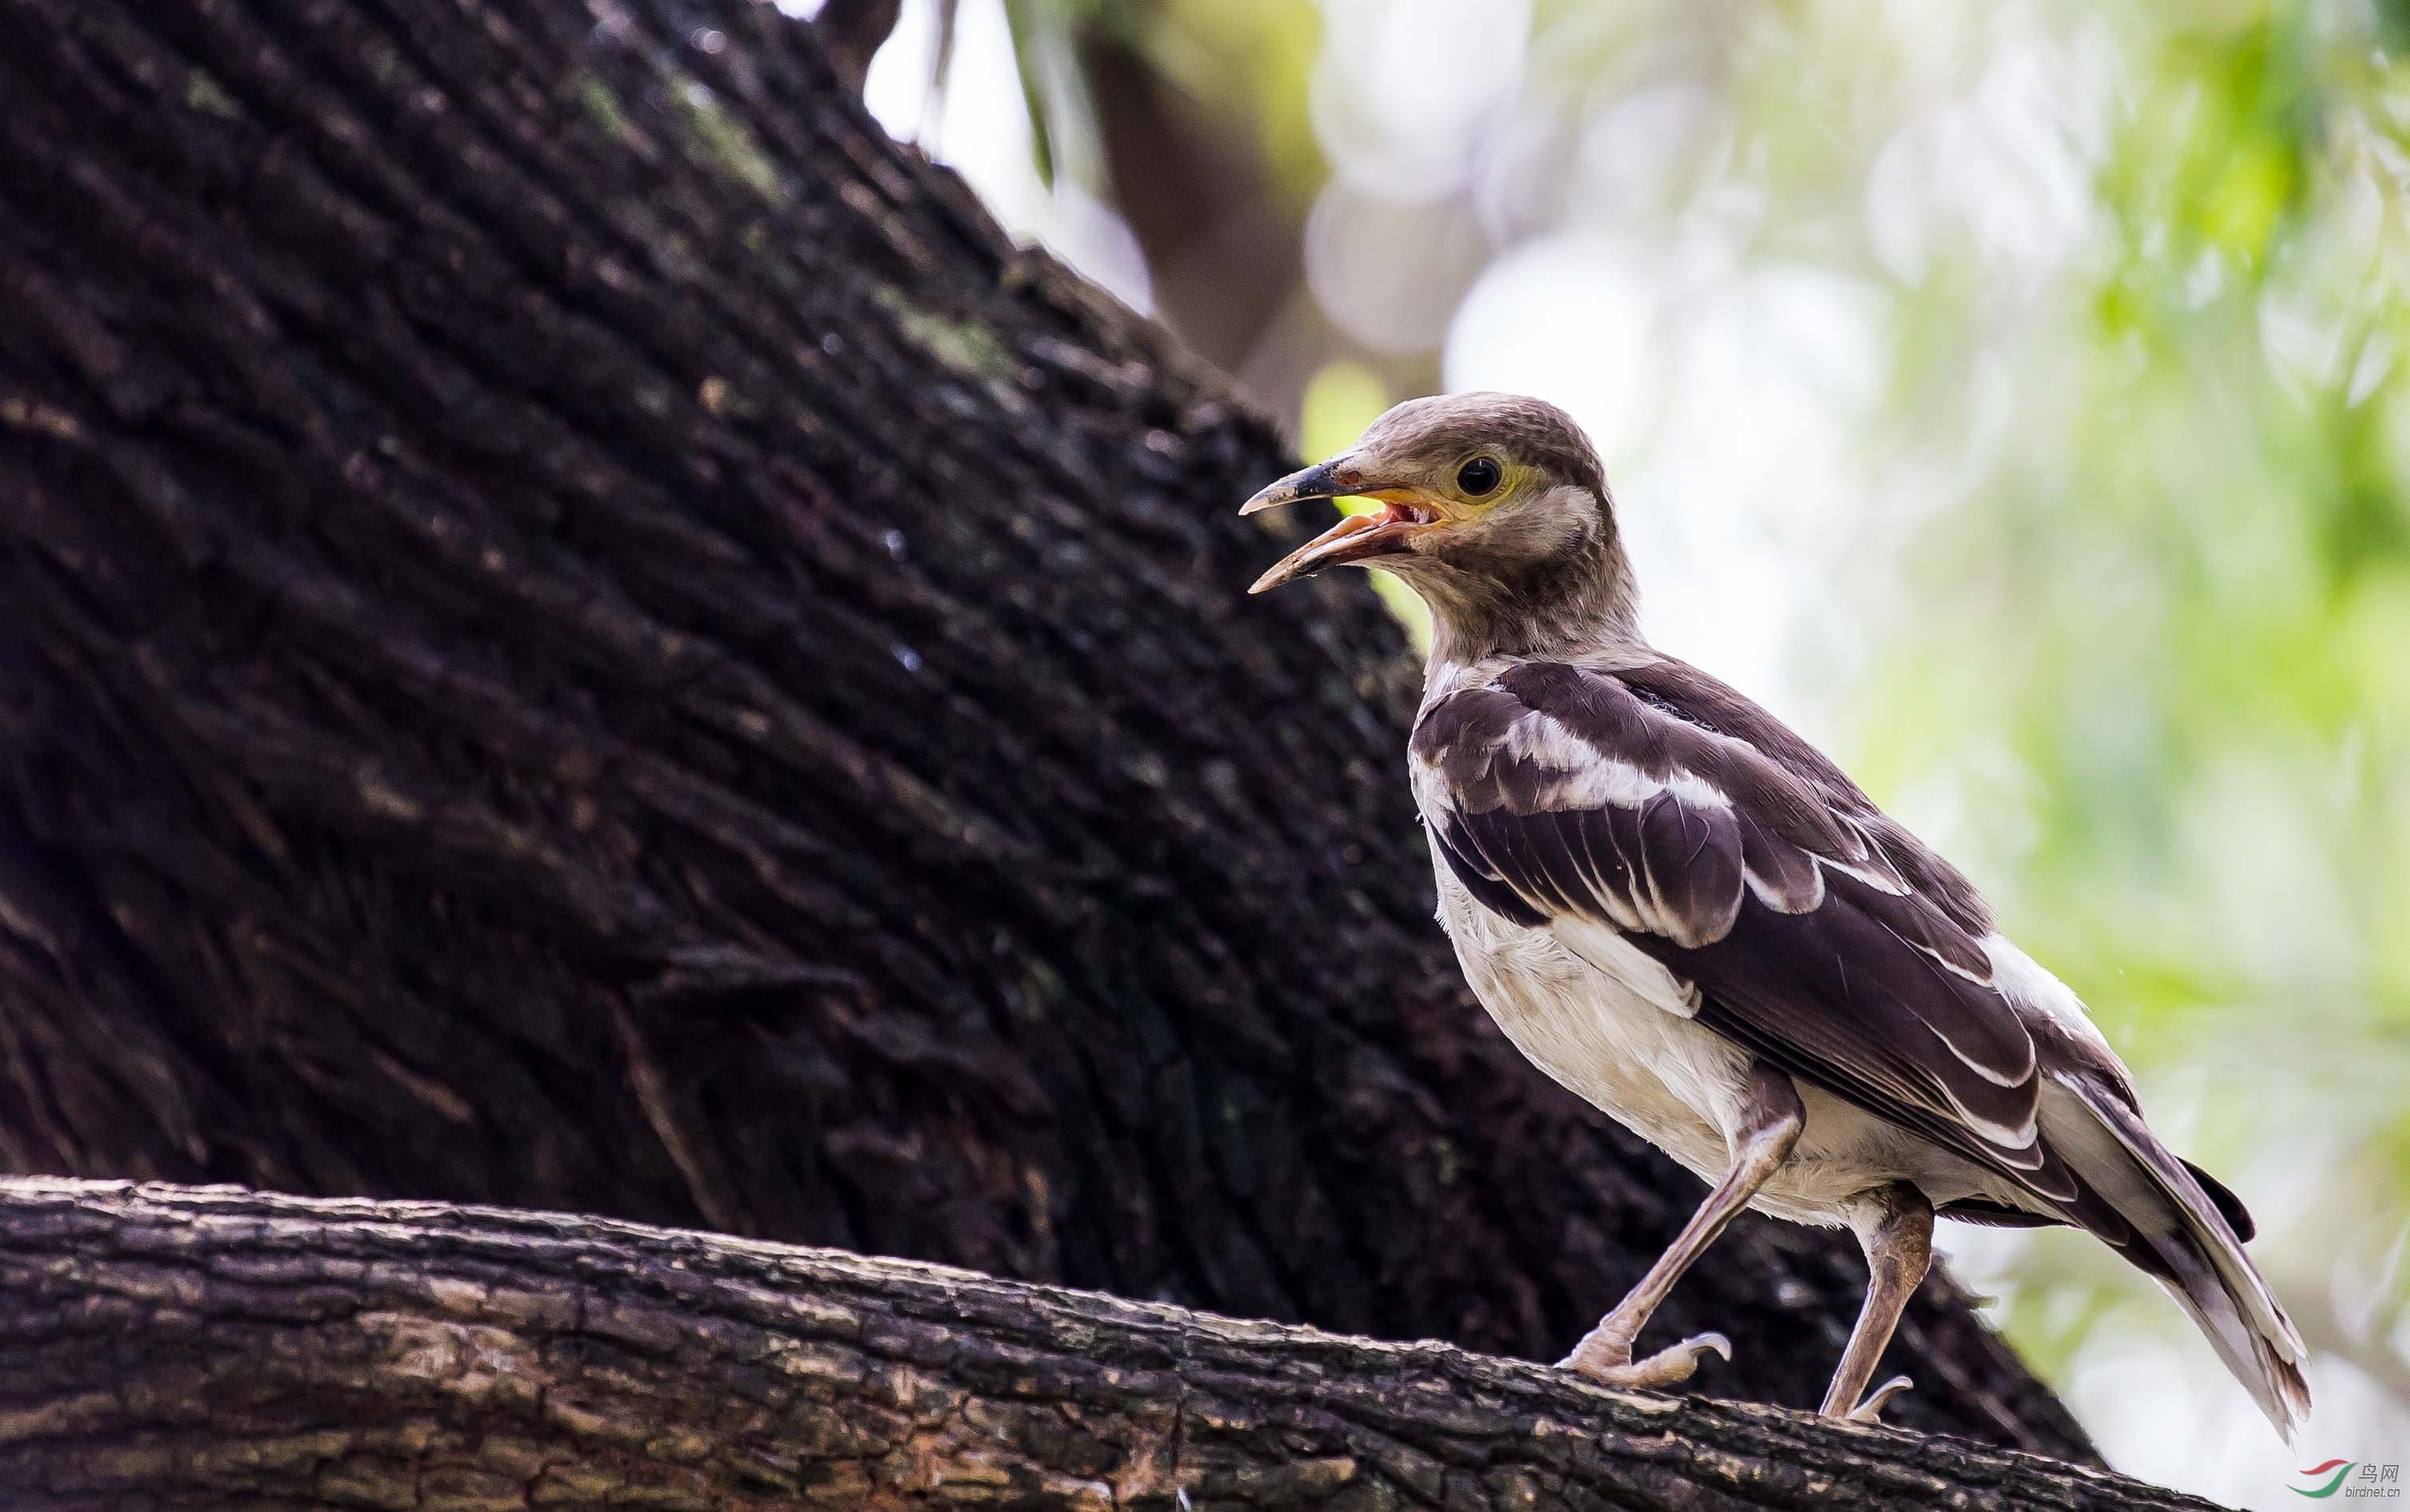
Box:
[1241,393,1637,659]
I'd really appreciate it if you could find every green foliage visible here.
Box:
[1843,1,2410,1417]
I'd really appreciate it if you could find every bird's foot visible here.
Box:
[1835,1374,1914,1424]
[1556,1329,1731,1390]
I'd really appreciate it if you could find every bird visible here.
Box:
[1239,391,2309,1438]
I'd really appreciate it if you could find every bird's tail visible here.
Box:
[2043,1073,2310,1441]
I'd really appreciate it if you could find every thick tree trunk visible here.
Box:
[0,0,2085,1462]
[0,1179,2193,1512]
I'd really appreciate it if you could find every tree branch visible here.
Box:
[0,1179,2201,1511]
[816,0,905,90]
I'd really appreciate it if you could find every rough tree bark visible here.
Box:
[0,1180,2200,1512]
[0,0,2087,1463]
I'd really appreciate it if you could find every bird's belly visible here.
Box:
[1437,869,1746,1182]
[1434,858,1960,1225]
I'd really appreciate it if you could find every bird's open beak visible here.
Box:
[1240,457,1447,594]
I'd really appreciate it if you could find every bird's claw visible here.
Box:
[1844,1374,1915,1423]
[1557,1330,1731,1390]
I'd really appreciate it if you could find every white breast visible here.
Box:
[1431,834,1750,1182]
[1429,836,2014,1225]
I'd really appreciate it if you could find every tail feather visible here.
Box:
[2181,1157,2257,1242]
[2045,1074,2310,1441]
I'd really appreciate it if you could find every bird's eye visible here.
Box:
[1456,456,1503,497]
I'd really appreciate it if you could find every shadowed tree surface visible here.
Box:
[0,0,2086,1461]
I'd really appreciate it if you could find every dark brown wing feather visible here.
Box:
[1414,657,2068,1199]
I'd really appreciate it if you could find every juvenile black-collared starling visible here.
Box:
[1243,392,2308,1437]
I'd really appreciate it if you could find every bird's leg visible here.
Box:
[1560,1063,1803,1390]
[1819,1182,1934,1423]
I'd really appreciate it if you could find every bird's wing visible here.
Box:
[1412,657,2072,1200]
